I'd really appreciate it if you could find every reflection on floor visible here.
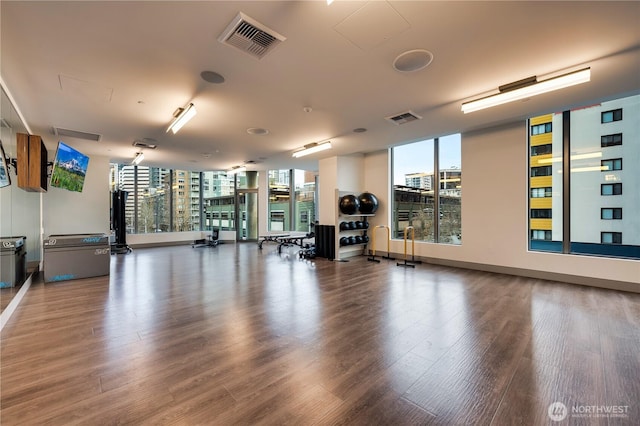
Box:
[1,244,638,424]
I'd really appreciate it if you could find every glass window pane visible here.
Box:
[294,169,315,233]
[172,170,199,231]
[392,139,435,242]
[269,170,290,232]
[438,134,461,244]
[571,94,638,258]
[138,167,170,233]
[528,114,563,253]
[202,171,235,231]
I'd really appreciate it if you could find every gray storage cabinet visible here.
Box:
[44,234,110,283]
[0,236,27,288]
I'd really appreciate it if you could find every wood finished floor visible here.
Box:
[1,244,638,425]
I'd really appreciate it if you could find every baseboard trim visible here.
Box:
[384,252,639,293]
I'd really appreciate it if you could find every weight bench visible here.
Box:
[258,233,290,249]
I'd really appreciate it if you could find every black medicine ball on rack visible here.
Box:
[340,237,349,246]
[358,192,379,214]
[339,222,348,231]
[339,194,360,215]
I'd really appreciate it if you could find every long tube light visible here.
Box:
[227,165,246,175]
[461,68,591,114]
[167,103,197,133]
[132,152,144,165]
[292,141,332,158]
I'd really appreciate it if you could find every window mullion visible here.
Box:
[562,110,571,254]
[434,137,440,243]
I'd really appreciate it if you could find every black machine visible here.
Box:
[111,190,131,254]
[192,229,220,248]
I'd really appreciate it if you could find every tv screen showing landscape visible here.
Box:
[0,140,11,188]
[50,141,89,192]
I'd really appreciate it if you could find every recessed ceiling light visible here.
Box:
[353,128,367,133]
[201,71,225,84]
[247,127,269,135]
[393,49,434,73]
[303,106,313,113]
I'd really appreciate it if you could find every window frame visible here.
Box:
[601,183,622,196]
[601,108,622,123]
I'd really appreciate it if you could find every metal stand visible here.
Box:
[397,226,422,268]
[368,225,395,263]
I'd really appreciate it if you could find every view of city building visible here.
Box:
[528,93,639,258]
[110,167,316,237]
[392,134,462,244]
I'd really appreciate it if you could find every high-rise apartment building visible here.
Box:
[529,93,639,257]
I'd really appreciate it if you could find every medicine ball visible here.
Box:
[355,221,363,229]
[339,194,360,215]
[355,235,363,244]
[363,235,369,243]
[349,221,356,230]
[348,236,356,245]
[358,192,379,214]
[362,221,369,229]
[339,222,348,231]
[340,237,349,246]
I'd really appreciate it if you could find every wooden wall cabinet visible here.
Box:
[17,133,48,192]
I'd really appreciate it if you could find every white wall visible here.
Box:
[361,121,639,287]
[43,153,110,236]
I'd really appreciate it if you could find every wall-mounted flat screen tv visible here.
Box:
[0,140,11,188]
[50,141,89,192]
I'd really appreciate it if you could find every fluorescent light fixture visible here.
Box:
[227,166,246,175]
[461,67,591,114]
[132,152,144,165]
[167,103,197,134]
[292,141,332,158]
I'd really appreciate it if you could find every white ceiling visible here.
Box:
[2,1,639,172]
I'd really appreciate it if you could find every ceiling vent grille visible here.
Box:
[132,140,157,150]
[385,111,422,125]
[218,12,286,59]
[52,127,102,141]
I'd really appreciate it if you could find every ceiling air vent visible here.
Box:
[132,140,157,150]
[218,12,286,60]
[52,126,102,142]
[386,111,422,125]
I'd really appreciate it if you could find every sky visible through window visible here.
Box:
[393,134,461,184]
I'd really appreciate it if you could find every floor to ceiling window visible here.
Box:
[294,169,316,233]
[268,170,290,232]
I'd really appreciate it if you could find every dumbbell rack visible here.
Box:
[335,189,376,262]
